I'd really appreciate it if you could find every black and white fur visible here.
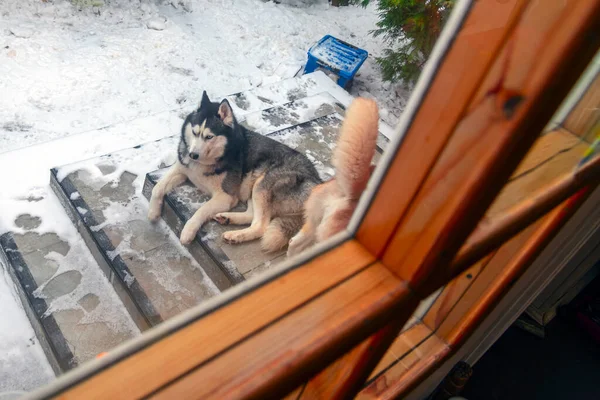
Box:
[148,91,322,251]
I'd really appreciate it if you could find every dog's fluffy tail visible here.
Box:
[261,216,303,253]
[332,97,379,199]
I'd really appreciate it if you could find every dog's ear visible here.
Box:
[218,99,235,127]
[198,91,211,110]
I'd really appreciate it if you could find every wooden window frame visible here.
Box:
[34,0,600,399]
[363,49,600,400]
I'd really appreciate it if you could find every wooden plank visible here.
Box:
[435,222,541,339]
[404,188,600,400]
[307,147,600,396]
[487,131,588,218]
[150,263,413,400]
[356,0,529,255]
[449,151,600,280]
[369,323,432,379]
[424,147,596,331]
[422,258,489,332]
[365,189,594,400]
[296,321,430,400]
[446,188,594,346]
[56,241,374,400]
[357,334,450,400]
[422,129,579,330]
[506,130,581,187]
[563,70,600,140]
[382,0,600,292]
[298,323,409,400]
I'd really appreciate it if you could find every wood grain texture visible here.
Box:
[302,318,412,400]
[150,263,413,400]
[435,222,541,340]
[361,188,594,400]
[446,188,594,346]
[56,241,374,400]
[422,130,590,328]
[369,323,432,380]
[422,257,490,332]
[382,0,600,293]
[450,154,600,277]
[357,0,528,256]
[487,130,588,218]
[298,323,408,400]
[563,71,600,140]
[357,333,450,400]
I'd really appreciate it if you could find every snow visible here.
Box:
[0,258,55,393]
[1,0,404,154]
[0,0,408,393]
[0,0,405,216]
[76,206,88,215]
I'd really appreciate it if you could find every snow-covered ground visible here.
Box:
[0,0,408,394]
[0,0,409,207]
[1,0,406,155]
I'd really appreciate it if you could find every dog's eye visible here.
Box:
[205,135,214,140]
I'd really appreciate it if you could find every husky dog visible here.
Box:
[148,91,322,250]
[287,98,379,257]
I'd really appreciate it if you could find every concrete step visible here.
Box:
[240,92,345,135]
[47,72,390,334]
[144,112,390,279]
[225,70,354,119]
[0,195,139,373]
[51,138,222,328]
[139,92,348,280]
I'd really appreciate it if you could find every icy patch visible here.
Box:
[154,217,220,296]
[70,192,81,201]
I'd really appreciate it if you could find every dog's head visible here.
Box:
[178,91,241,166]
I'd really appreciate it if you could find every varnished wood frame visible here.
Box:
[34,0,600,399]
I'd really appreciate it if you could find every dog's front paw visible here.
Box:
[213,214,230,225]
[148,206,162,222]
[180,222,199,245]
[222,230,242,244]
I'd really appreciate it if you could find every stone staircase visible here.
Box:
[0,71,391,379]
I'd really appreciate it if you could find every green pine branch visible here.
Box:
[351,0,456,86]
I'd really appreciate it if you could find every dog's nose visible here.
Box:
[189,152,199,160]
